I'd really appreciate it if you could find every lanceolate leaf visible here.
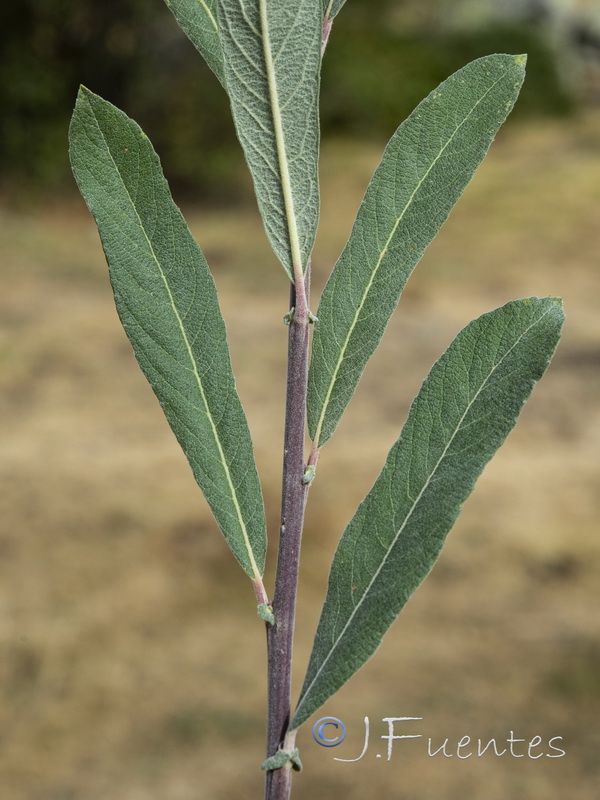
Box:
[163,0,224,86]
[308,54,527,448]
[292,297,564,729]
[69,88,266,579]
[218,0,321,282]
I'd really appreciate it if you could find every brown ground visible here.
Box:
[1,112,599,799]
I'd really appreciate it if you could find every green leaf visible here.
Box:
[308,54,527,448]
[69,88,266,579]
[292,297,564,729]
[218,0,321,282]
[323,0,348,21]
[163,0,225,86]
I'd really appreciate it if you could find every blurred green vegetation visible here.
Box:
[0,0,576,201]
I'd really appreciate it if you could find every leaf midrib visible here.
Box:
[85,94,261,579]
[259,0,305,281]
[311,67,510,448]
[295,305,552,724]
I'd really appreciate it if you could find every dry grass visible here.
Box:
[1,112,599,799]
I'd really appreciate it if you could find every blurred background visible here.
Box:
[1,0,599,798]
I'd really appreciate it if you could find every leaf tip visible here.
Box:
[521,296,564,325]
[538,295,564,314]
[74,85,99,115]
[514,53,528,68]
[549,295,565,321]
[70,87,92,144]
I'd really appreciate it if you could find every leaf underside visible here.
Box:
[163,0,225,86]
[218,0,321,280]
[308,54,527,448]
[69,88,266,579]
[163,0,345,89]
[292,297,564,729]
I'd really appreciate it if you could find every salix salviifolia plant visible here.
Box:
[68,2,564,798]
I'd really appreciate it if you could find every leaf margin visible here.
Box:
[163,0,225,86]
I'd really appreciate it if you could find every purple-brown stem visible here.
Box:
[264,268,312,800]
